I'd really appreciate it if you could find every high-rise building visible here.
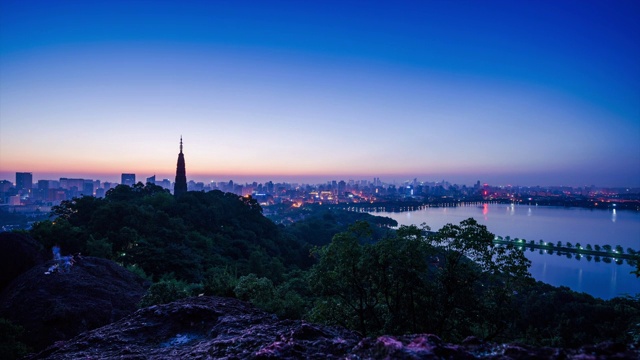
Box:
[146,175,156,185]
[121,173,136,187]
[16,172,33,190]
[158,179,171,190]
[60,178,84,190]
[82,180,94,196]
[174,137,187,197]
[36,180,50,201]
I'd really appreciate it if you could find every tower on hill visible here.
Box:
[174,137,187,197]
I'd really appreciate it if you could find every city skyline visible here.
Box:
[1,1,639,187]
[3,169,640,190]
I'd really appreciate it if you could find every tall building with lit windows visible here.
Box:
[174,137,187,197]
[121,173,136,186]
[16,172,32,190]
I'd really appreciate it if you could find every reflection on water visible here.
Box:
[376,204,640,299]
[578,269,583,293]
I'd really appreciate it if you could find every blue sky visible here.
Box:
[1,1,639,186]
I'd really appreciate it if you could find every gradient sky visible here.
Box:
[1,1,639,187]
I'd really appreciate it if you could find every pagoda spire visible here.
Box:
[174,137,187,197]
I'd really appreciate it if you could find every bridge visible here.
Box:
[492,238,639,263]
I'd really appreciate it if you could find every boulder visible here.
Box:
[0,232,46,292]
[26,296,640,359]
[0,256,148,351]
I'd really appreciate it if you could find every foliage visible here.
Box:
[26,186,640,347]
[233,273,308,319]
[30,184,309,283]
[202,266,239,298]
[428,218,531,340]
[514,286,640,347]
[308,221,379,335]
[279,207,396,247]
[309,219,532,341]
[139,276,201,307]
[0,318,30,359]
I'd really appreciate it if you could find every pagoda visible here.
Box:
[174,137,187,197]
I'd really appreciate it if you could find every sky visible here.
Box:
[1,0,639,187]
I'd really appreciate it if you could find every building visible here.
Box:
[146,175,156,185]
[81,180,94,196]
[158,179,171,190]
[174,137,187,197]
[60,178,84,190]
[121,173,136,187]
[16,172,33,190]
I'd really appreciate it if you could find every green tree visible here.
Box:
[369,224,433,334]
[138,277,198,307]
[86,235,113,258]
[234,273,275,308]
[233,273,306,318]
[430,218,531,339]
[308,221,379,335]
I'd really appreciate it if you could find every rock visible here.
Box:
[0,256,148,351]
[0,232,46,292]
[24,295,640,359]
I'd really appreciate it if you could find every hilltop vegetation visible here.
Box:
[30,183,309,283]
[20,184,640,348]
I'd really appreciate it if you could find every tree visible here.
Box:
[369,224,433,334]
[429,218,531,340]
[138,277,196,307]
[308,221,378,335]
[234,274,276,309]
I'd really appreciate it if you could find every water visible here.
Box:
[373,204,640,299]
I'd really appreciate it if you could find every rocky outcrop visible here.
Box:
[0,232,46,292]
[0,256,148,351]
[28,296,638,359]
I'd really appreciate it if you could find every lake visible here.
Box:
[372,204,640,300]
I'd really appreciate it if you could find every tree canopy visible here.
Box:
[23,186,640,347]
